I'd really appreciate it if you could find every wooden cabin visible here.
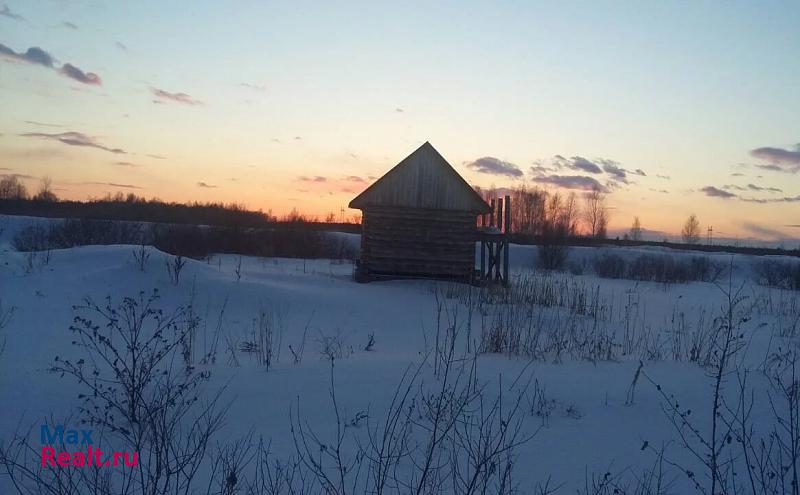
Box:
[349,142,491,282]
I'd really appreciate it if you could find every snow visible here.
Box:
[0,214,797,493]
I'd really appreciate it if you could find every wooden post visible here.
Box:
[480,239,486,282]
[489,199,496,227]
[496,198,503,232]
[503,195,511,285]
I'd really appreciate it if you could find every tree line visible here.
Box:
[475,184,708,245]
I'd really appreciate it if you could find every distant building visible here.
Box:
[349,142,491,282]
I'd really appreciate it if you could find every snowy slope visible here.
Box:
[0,216,798,493]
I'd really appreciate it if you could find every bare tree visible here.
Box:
[33,176,57,202]
[0,175,29,200]
[629,216,643,241]
[681,214,701,245]
[583,189,609,239]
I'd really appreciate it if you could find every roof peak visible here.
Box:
[348,141,490,213]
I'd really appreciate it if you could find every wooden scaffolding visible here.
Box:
[477,195,511,286]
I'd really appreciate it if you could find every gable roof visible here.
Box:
[349,142,491,213]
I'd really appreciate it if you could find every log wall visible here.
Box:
[359,206,477,279]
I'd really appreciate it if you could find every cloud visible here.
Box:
[747,183,782,193]
[297,175,327,183]
[533,174,607,192]
[113,161,140,167]
[21,131,125,154]
[0,43,54,67]
[342,175,366,183]
[59,63,101,85]
[197,182,217,188]
[61,21,78,29]
[632,169,646,176]
[151,87,203,105]
[115,41,128,52]
[240,82,266,92]
[84,181,140,189]
[24,120,62,128]
[740,222,790,241]
[700,186,736,198]
[655,174,671,180]
[465,157,523,178]
[553,155,603,174]
[395,107,404,113]
[740,195,800,204]
[146,154,166,160]
[730,172,745,177]
[724,183,782,193]
[755,164,786,173]
[0,4,24,21]
[601,161,628,183]
[0,42,102,85]
[750,146,800,173]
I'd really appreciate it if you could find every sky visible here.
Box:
[1,1,798,243]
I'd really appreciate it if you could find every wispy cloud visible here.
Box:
[0,42,101,85]
[465,157,523,178]
[395,107,404,113]
[297,175,327,183]
[61,21,78,29]
[700,186,736,198]
[60,63,101,85]
[722,183,783,193]
[197,181,217,188]
[115,41,128,52]
[20,131,125,154]
[83,181,140,189]
[23,120,62,128]
[545,155,643,185]
[0,4,24,21]
[533,174,607,192]
[750,145,800,173]
[601,161,628,183]
[240,82,266,92]
[146,154,166,160]
[151,87,203,105]
[113,161,140,167]
[740,222,790,241]
[553,155,603,174]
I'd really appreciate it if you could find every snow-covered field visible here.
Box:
[1,215,799,494]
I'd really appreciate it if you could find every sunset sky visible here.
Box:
[1,1,798,243]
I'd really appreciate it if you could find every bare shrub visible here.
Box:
[234,256,243,281]
[241,305,283,369]
[537,222,571,270]
[592,252,724,284]
[592,253,626,278]
[364,332,375,351]
[317,330,351,361]
[165,254,188,285]
[754,259,800,290]
[290,348,536,495]
[130,242,150,272]
[289,314,313,365]
[0,290,228,494]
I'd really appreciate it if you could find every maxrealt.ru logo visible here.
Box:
[40,425,138,468]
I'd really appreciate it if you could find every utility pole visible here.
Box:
[340,206,345,223]
[707,225,713,245]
